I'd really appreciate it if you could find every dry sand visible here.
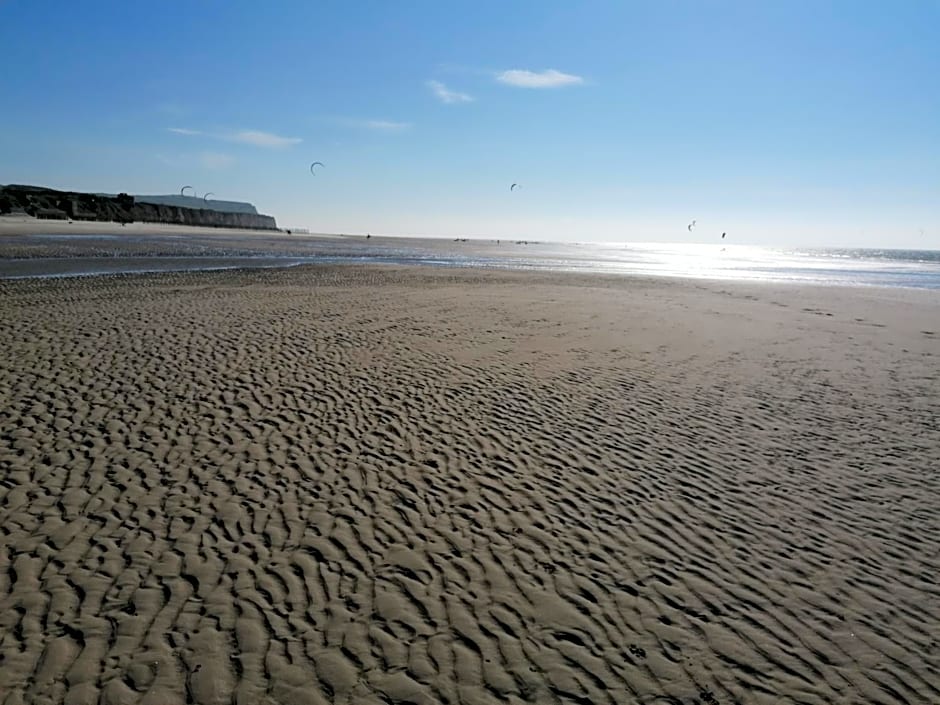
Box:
[0,266,938,705]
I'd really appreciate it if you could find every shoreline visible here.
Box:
[3,217,940,291]
[3,257,940,298]
[2,262,937,316]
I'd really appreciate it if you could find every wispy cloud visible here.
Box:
[328,118,412,132]
[166,127,302,148]
[496,69,584,88]
[362,119,412,132]
[313,116,413,134]
[427,80,473,104]
[227,130,302,148]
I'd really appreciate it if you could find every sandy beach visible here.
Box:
[1,265,938,704]
[0,216,281,237]
[0,216,347,256]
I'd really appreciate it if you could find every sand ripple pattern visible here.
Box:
[1,267,938,704]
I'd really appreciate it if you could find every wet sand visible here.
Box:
[0,216,319,239]
[1,266,938,704]
[0,216,350,266]
[0,216,490,279]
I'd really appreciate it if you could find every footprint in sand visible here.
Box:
[699,688,719,704]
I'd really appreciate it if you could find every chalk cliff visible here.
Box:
[0,185,278,230]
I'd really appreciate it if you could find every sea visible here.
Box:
[1,232,939,290]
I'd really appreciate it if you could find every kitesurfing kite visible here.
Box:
[510,183,519,191]
[687,219,697,232]
[310,162,324,174]
[180,185,194,197]
[203,193,214,202]
[721,232,726,239]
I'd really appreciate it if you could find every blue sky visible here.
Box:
[1,1,937,247]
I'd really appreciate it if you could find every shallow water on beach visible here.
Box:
[2,232,940,289]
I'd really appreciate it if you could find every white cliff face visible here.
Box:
[133,195,261,215]
[133,202,277,230]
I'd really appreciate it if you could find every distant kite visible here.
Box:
[180,185,194,197]
[203,192,214,202]
[688,219,697,232]
[510,183,520,191]
[721,232,726,239]
[310,162,324,174]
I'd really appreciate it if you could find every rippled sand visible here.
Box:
[1,266,938,704]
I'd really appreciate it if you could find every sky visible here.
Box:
[1,0,938,247]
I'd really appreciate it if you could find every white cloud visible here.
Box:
[316,117,413,133]
[427,80,473,104]
[496,69,584,88]
[331,118,412,132]
[166,127,302,148]
[227,130,302,148]
[362,119,412,132]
